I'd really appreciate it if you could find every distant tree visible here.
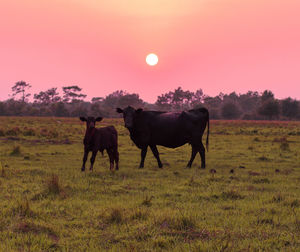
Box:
[104,90,124,108]
[103,90,144,109]
[221,102,241,119]
[191,89,204,107]
[36,106,52,116]
[0,102,6,115]
[62,85,86,103]
[50,102,69,117]
[91,97,104,103]
[223,92,239,103]
[281,98,299,119]
[173,87,194,110]
[258,99,280,120]
[33,91,48,104]
[201,95,223,119]
[203,95,222,109]
[209,108,220,119]
[257,90,280,120]
[70,103,88,117]
[155,92,172,111]
[25,106,40,116]
[118,93,144,108]
[46,88,61,103]
[239,91,260,113]
[155,87,194,111]
[5,99,25,115]
[218,92,225,101]
[90,103,100,115]
[34,88,61,104]
[11,81,31,102]
[261,90,274,103]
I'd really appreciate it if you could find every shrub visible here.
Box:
[108,208,123,224]
[10,145,21,156]
[141,196,154,207]
[221,190,244,200]
[6,127,21,136]
[23,128,36,136]
[280,142,290,151]
[157,213,197,231]
[45,174,66,198]
[272,193,284,203]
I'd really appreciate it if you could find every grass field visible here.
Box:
[0,117,300,251]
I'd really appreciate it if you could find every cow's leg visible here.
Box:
[81,148,89,171]
[107,149,114,171]
[187,146,198,168]
[89,150,98,171]
[150,145,163,168]
[199,142,206,169]
[139,146,148,168]
[115,149,119,170]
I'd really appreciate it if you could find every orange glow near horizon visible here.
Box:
[0,0,300,102]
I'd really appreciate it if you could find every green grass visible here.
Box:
[0,117,300,251]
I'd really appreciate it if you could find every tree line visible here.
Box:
[0,81,299,120]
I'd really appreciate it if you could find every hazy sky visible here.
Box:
[1,0,299,102]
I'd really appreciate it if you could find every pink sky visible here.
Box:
[1,0,300,102]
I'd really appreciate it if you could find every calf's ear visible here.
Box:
[96,117,103,122]
[79,117,87,122]
[136,108,143,114]
[116,108,123,113]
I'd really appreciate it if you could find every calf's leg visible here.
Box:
[150,145,163,168]
[81,148,89,171]
[114,149,119,170]
[107,149,114,171]
[139,146,148,168]
[89,150,98,171]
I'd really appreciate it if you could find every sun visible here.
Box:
[146,53,158,66]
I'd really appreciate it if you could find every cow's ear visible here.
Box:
[116,108,123,113]
[95,117,103,122]
[79,117,87,122]
[136,108,143,114]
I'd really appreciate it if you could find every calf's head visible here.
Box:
[79,116,103,129]
[116,106,143,129]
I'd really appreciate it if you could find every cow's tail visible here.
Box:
[206,109,210,152]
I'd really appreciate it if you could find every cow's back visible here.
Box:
[96,126,118,151]
[133,111,201,148]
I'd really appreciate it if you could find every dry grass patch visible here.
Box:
[130,208,149,221]
[106,207,124,224]
[141,195,154,207]
[220,190,245,200]
[10,145,21,156]
[11,198,35,218]
[42,174,67,199]
[272,193,285,203]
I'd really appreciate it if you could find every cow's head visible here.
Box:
[116,106,143,129]
[79,116,103,129]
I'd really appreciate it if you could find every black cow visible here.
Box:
[116,106,209,169]
[79,117,119,171]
